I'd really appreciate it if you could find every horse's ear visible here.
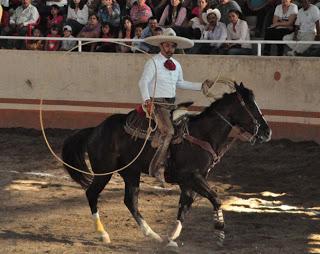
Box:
[234,81,239,90]
[240,82,244,88]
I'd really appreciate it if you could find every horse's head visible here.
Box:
[229,82,272,144]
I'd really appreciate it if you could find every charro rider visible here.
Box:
[138,28,215,182]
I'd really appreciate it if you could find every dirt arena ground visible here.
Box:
[0,128,319,254]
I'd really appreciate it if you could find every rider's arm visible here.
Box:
[138,59,156,102]
[176,63,202,91]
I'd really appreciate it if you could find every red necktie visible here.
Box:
[164,59,176,71]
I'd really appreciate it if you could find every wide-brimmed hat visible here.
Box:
[202,8,221,24]
[144,28,194,49]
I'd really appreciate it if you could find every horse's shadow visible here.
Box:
[0,229,105,247]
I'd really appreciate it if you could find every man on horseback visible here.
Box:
[139,28,215,183]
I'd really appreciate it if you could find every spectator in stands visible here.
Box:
[95,22,116,52]
[172,0,209,39]
[66,0,89,36]
[189,0,209,33]
[283,0,320,56]
[37,0,67,32]
[60,25,77,51]
[0,3,2,23]
[216,0,241,25]
[44,24,61,50]
[97,0,121,36]
[222,9,252,55]
[263,0,298,56]
[192,8,227,54]
[131,23,143,52]
[159,0,187,27]
[46,4,64,34]
[77,14,101,51]
[139,16,159,51]
[0,0,39,49]
[117,16,135,52]
[130,0,152,26]
[26,28,43,50]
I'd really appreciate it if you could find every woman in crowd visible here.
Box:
[66,0,89,36]
[159,0,187,27]
[263,0,298,56]
[223,9,252,55]
[117,16,135,52]
[95,22,116,52]
[97,0,121,36]
[78,14,101,51]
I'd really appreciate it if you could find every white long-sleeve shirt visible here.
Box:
[138,53,202,102]
[10,4,39,26]
[227,19,251,49]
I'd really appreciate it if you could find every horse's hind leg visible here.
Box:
[86,175,112,243]
[122,173,163,242]
[191,173,225,245]
[167,188,196,246]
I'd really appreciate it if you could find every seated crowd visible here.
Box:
[0,0,319,55]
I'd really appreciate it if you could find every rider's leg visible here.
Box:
[149,105,174,179]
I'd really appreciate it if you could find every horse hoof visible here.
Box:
[164,240,180,253]
[100,233,111,244]
[214,230,225,247]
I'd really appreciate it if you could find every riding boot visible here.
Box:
[149,135,171,183]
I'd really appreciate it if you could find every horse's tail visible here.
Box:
[62,128,94,189]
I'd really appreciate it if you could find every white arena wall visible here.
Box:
[0,50,319,143]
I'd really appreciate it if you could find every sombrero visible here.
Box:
[202,8,221,24]
[144,28,194,49]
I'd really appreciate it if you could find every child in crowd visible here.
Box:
[60,25,77,51]
[131,24,143,52]
[46,4,64,34]
[26,28,44,50]
[95,23,116,52]
[45,25,61,51]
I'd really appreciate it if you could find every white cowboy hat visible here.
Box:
[202,8,221,24]
[144,28,194,49]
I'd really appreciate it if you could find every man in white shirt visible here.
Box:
[283,0,320,55]
[139,28,214,182]
[0,0,39,49]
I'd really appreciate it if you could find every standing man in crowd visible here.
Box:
[139,28,215,182]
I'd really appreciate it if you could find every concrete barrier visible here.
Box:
[0,50,319,143]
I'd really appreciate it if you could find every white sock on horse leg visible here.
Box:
[140,219,163,242]
[168,220,182,241]
[92,211,111,243]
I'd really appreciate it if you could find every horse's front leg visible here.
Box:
[167,187,196,247]
[191,172,225,245]
[122,173,163,243]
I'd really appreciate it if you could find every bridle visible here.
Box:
[214,91,261,144]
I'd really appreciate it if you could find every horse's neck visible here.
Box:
[188,115,232,151]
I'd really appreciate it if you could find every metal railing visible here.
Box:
[1,35,320,56]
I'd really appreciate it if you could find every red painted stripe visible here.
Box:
[1,109,319,143]
[1,98,320,118]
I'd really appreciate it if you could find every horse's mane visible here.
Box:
[189,85,254,121]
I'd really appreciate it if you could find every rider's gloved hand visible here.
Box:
[202,79,215,96]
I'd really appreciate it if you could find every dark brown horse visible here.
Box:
[61,82,271,248]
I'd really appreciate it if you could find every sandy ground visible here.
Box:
[0,128,319,254]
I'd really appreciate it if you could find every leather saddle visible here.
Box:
[124,101,194,147]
